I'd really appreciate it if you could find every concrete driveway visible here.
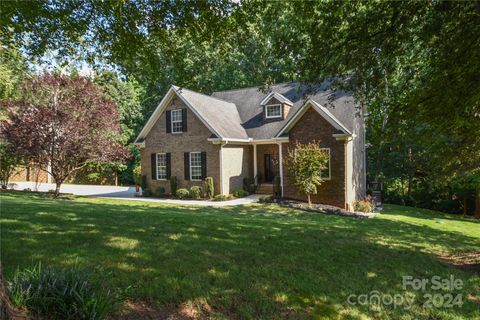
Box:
[11,181,137,197]
[9,181,262,206]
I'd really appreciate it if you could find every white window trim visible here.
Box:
[171,109,183,134]
[320,148,331,180]
[189,151,202,181]
[156,153,167,180]
[265,104,282,119]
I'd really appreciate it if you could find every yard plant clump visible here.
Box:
[176,188,190,199]
[233,189,249,198]
[204,177,214,199]
[8,263,120,319]
[353,197,375,213]
[213,194,234,201]
[189,186,202,199]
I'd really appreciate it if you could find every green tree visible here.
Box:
[285,142,329,208]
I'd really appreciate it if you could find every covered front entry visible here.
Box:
[264,154,279,182]
[253,143,284,194]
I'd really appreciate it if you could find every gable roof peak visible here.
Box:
[260,91,294,106]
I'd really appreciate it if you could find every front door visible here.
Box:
[264,154,279,182]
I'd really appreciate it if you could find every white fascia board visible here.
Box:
[310,100,352,135]
[260,92,294,106]
[275,99,352,137]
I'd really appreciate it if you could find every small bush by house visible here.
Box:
[176,188,190,199]
[353,197,375,213]
[204,177,214,199]
[189,186,202,199]
[213,194,234,201]
[233,189,249,198]
[258,195,273,203]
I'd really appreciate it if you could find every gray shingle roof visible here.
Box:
[174,86,249,140]
[211,81,358,139]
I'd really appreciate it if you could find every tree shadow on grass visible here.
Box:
[1,193,479,319]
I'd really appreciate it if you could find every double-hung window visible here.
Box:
[265,104,282,119]
[320,148,331,180]
[156,153,167,180]
[171,109,183,133]
[190,152,202,181]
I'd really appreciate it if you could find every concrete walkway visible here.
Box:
[9,181,263,206]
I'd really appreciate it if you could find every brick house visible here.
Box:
[134,81,366,209]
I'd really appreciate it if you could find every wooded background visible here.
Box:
[1,0,478,215]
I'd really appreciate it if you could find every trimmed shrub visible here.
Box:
[353,197,375,213]
[176,188,190,199]
[8,264,120,320]
[142,188,152,197]
[154,186,166,197]
[169,176,177,196]
[204,177,214,199]
[273,175,281,198]
[213,194,234,201]
[258,195,273,203]
[189,186,202,199]
[233,189,249,198]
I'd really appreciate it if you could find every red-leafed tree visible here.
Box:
[1,73,129,196]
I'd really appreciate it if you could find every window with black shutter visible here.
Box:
[189,152,202,181]
[184,152,190,180]
[166,110,172,133]
[201,152,207,179]
[151,153,156,179]
[166,153,171,179]
[182,109,187,132]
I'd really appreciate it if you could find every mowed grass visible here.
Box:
[1,191,479,319]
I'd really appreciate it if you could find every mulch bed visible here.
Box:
[269,199,377,218]
[438,251,480,275]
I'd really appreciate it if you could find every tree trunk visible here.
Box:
[54,181,62,197]
[463,193,467,217]
[307,193,312,208]
[475,186,480,219]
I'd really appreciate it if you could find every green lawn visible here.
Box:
[1,191,479,319]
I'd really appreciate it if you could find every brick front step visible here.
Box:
[256,184,273,194]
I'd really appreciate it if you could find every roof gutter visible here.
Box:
[208,138,253,144]
[208,137,290,145]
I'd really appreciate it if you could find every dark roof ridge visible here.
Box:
[211,81,298,95]
[175,86,237,106]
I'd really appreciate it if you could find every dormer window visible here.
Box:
[265,104,282,119]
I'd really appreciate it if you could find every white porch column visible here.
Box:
[253,144,257,184]
[277,142,284,197]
